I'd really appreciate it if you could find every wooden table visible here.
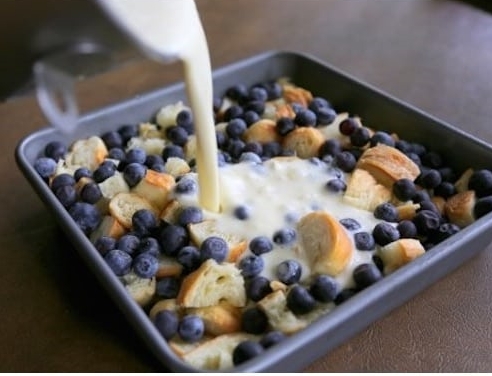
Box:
[1,0,492,372]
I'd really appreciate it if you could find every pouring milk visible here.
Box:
[98,0,220,212]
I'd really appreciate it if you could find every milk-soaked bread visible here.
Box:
[356,144,420,188]
[378,238,425,274]
[109,192,158,229]
[297,211,353,277]
[188,220,247,262]
[65,136,108,170]
[444,190,476,228]
[176,259,246,308]
[181,333,258,371]
[343,168,392,212]
[282,127,325,159]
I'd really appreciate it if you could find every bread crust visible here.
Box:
[343,168,392,211]
[187,303,242,336]
[242,119,281,144]
[444,190,476,228]
[297,211,353,276]
[378,238,425,274]
[109,192,158,229]
[132,169,175,211]
[282,127,325,158]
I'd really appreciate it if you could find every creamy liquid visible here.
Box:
[100,0,220,212]
[175,158,382,288]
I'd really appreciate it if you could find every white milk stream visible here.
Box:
[98,0,220,212]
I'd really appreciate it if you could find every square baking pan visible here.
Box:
[15,50,492,372]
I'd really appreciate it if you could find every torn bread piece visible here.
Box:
[242,119,281,144]
[356,144,420,188]
[297,211,353,277]
[444,190,476,228]
[65,136,108,170]
[109,192,158,229]
[378,238,425,274]
[282,127,325,159]
[343,168,392,212]
[156,254,183,278]
[188,219,247,262]
[149,299,180,321]
[257,290,307,334]
[132,169,175,211]
[120,272,156,307]
[186,303,242,336]
[282,84,313,107]
[89,215,126,242]
[176,259,246,308]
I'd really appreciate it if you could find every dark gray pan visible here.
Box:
[15,51,492,372]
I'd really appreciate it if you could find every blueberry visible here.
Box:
[34,157,57,179]
[353,263,383,289]
[309,275,339,302]
[133,253,158,278]
[334,288,357,305]
[158,225,189,256]
[145,154,165,170]
[227,139,246,159]
[473,196,492,219]
[233,340,264,366]
[123,162,147,188]
[434,181,456,199]
[101,130,123,149]
[80,182,102,204]
[248,86,268,102]
[421,151,443,168]
[175,175,197,194]
[233,205,250,220]
[417,200,441,215]
[177,245,201,272]
[242,110,261,126]
[226,118,248,139]
[176,109,194,134]
[68,202,101,235]
[132,209,158,236]
[54,185,77,208]
[242,307,268,334]
[249,236,274,256]
[137,237,161,257]
[244,100,265,115]
[93,161,116,183]
[287,285,316,314]
[419,169,442,189]
[108,147,126,161]
[308,96,331,112]
[226,84,248,101]
[325,178,346,193]
[431,222,461,243]
[44,141,67,161]
[223,104,244,121]
[392,178,417,201]
[276,117,296,136]
[438,167,456,182]
[162,144,185,161]
[125,147,146,165]
[239,152,263,164]
[339,117,358,136]
[104,249,132,276]
[372,222,400,246]
[178,315,205,342]
[272,228,297,245]
[262,141,282,159]
[116,234,141,256]
[154,309,179,340]
[412,210,441,236]
[243,141,263,156]
[410,142,427,156]
[258,81,282,100]
[315,107,337,125]
[178,206,203,226]
[200,236,228,263]
[294,109,317,127]
[260,331,287,349]
[374,202,399,222]
[156,277,181,299]
[51,173,75,192]
[334,151,356,172]
[73,167,92,181]
[339,218,361,231]
[319,139,343,159]
[397,220,418,238]
[166,125,188,146]
[118,124,138,143]
[370,131,395,147]
[412,189,431,204]
[354,231,376,251]
[246,276,273,302]
[468,169,492,198]
[276,259,302,285]
[350,126,371,147]
[93,236,116,256]
[238,255,264,278]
